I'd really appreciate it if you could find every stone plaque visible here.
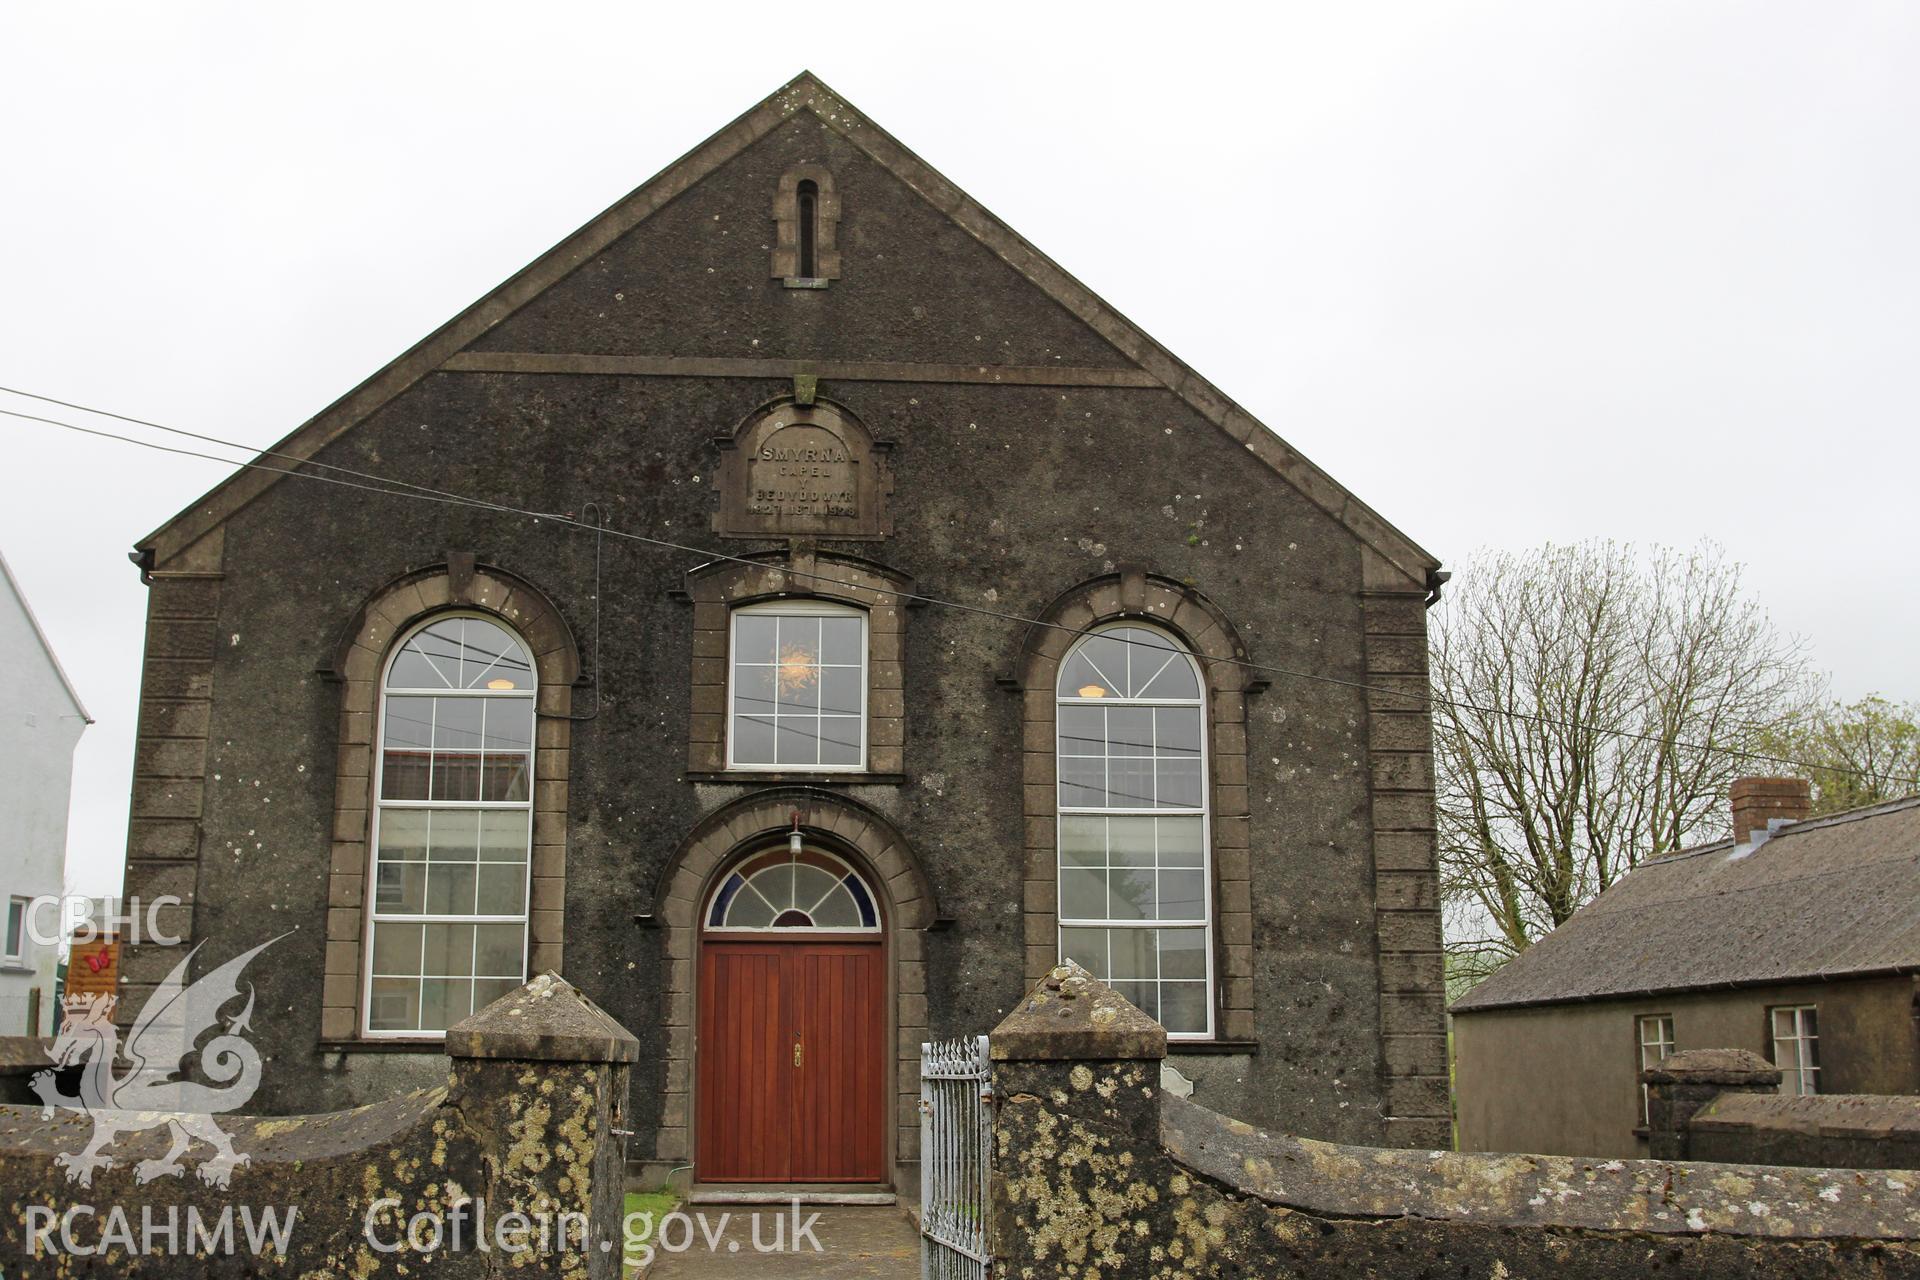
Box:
[715,400,893,540]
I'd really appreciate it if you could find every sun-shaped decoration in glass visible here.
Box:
[706,848,879,931]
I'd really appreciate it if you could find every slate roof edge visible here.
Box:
[1450,963,1920,1015]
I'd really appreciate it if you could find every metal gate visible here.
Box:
[919,1034,992,1280]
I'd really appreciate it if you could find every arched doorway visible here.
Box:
[695,844,888,1183]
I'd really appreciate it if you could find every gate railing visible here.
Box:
[920,1034,992,1280]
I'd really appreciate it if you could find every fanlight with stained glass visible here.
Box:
[706,849,880,931]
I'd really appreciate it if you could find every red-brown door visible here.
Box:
[697,939,885,1182]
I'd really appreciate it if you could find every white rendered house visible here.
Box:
[0,551,89,1036]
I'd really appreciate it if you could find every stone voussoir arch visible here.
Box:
[1013,566,1253,695]
[646,787,941,1172]
[1011,567,1260,1042]
[318,560,581,1043]
[650,787,940,944]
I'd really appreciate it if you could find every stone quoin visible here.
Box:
[112,71,1449,1190]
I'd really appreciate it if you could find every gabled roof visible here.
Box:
[138,73,1440,586]
[1450,795,1920,1013]
[0,549,91,722]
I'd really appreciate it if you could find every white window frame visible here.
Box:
[361,613,535,1039]
[1637,1013,1675,1126]
[702,848,883,934]
[3,897,28,964]
[1770,1004,1820,1096]
[1054,623,1215,1041]
[725,601,869,773]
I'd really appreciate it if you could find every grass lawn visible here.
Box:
[623,1189,681,1274]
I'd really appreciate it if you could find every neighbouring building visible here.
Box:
[0,550,90,1036]
[1452,778,1920,1160]
[114,73,1450,1189]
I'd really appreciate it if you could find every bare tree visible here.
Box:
[1431,542,1812,988]
[1762,694,1920,816]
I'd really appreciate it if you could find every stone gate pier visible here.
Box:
[989,964,1920,1279]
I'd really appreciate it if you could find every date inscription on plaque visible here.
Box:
[715,401,893,540]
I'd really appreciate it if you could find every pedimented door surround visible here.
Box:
[647,790,940,1181]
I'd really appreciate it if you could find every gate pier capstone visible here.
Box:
[987,963,1169,1279]
[444,971,639,1278]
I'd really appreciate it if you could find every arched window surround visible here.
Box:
[1013,569,1258,1044]
[1054,622,1214,1038]
[771,164,841,285]
[363,613,536,1038]
[319,561,579,1045]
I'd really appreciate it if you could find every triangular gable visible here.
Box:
[140,72,1440,587]
[0,549,91,723]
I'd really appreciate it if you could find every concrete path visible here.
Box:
[642,1205,917,1279]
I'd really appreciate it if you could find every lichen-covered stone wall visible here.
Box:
[1641,1046,1920,1171]
[0,974,633,1277]
[991,965,1920,1279]
[1689,1093,1920,1171]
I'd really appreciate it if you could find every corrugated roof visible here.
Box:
[1450,795,1920,1013]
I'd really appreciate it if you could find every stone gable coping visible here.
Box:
[135,73,1439,592]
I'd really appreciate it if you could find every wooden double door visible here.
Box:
[695,938,887,1182]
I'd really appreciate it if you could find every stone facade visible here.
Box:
[115,73,1449,1181]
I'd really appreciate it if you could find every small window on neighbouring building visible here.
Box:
[1770,1005,1820,1095]
[4,898,27,962]
[1637,1013,1675,1126]
[727,602,868,771]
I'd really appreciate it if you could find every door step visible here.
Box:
[687,1183,896,1206]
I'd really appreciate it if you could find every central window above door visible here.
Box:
[727,602,868,771]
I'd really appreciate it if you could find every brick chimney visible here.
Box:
[1729,776,1811,846]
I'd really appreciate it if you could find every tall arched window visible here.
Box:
[365,615,535,1036]
[1056,624,1213,1037]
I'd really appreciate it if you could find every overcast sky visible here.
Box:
[3,3,1915,900]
